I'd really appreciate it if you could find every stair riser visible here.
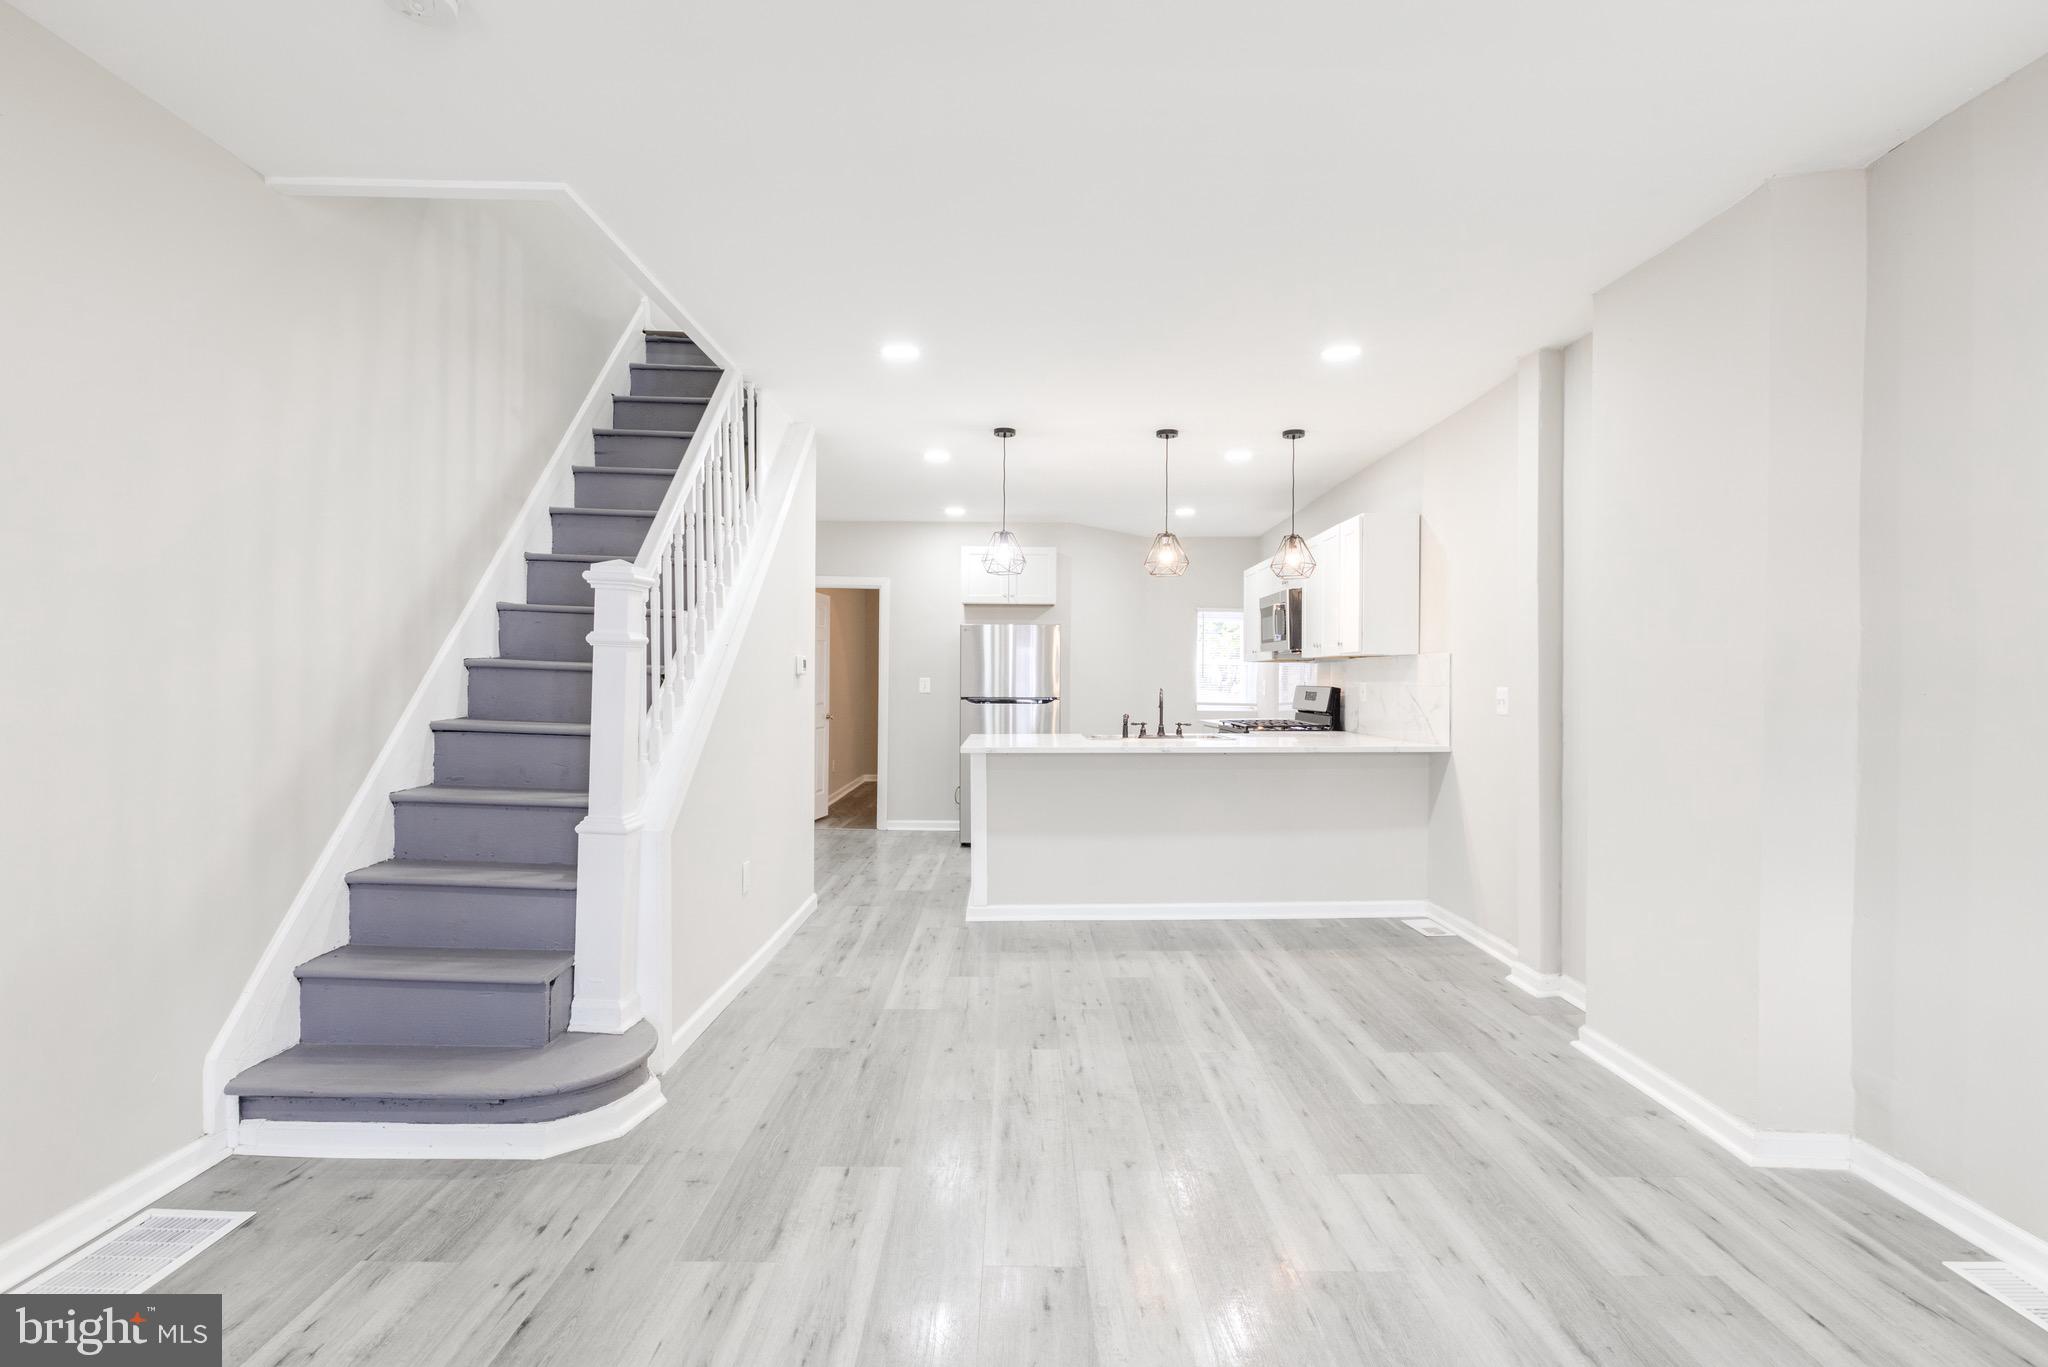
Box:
[433,728,590,790]
[552,510,654,557]
[394,800,584,864]
[645,337,713,366]
[574,468,673,512]
[612,397,708,432]
[466,666,590,723]
[499,607,594,663]
[629,366,721,399]
[238,1068,644,1123]
[594,431,690,470]
[299,973,571,1049]
[350,884,576,952]
[526,560,597,607]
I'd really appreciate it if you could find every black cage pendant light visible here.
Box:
[983,426,1027,575]
[1142,428,1189,576]
[1269,427,1316,579]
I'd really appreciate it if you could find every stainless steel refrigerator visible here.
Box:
[959,623,1061,844]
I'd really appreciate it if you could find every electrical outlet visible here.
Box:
[1495,686,1510,716]
[918,677,932,694]
[794,654,810,677]
[741,859,752,894]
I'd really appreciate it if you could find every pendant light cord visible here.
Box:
[1163,432,1170,527]
[1001,431,1008,532]
[1289,434,1298,535]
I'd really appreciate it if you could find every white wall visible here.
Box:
[1269,382,1523,947]
[815,521,1259,825]
[1856,56,2048,1244]
[668,454,818,1033]
[1559,335,1594,985]
[1577,171,1865,1134]
[0,9,639,1248]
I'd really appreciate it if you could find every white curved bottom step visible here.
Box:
[231,1076,664,1160]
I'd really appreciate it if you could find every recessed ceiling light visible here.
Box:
[880,341,921,363]
[923,448,951,464]
[943,505,966,518]
[1223,448,1253,464]
[1320,342,1363,364]
[1175,506,1197,518]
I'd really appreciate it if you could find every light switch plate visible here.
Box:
[918,677,932,694]
[795,654,810,676]
[1495,686,1509,716]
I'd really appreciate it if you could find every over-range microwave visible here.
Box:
[1257,588,1303,658]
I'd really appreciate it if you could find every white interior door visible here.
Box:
[814,593,831,819]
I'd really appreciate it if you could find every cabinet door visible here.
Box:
[1336,517,1363,654]
[960,547,1008,604]
[1010,548,1058,605]
[1302,528,1341,655]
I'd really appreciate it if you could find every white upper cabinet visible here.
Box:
[1294,513,1419,658]
[960,546,1058,605]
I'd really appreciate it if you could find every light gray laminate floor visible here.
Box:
[157,828,2046,1365]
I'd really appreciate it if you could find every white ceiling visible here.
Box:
[20,0,2048,534]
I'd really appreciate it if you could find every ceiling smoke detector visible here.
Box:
[389,0,460,21]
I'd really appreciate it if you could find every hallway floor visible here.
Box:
[159,829,2044,1366]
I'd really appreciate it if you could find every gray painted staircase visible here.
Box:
[227,330,719,1124]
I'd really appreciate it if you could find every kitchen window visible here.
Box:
[1195,610,1254,710]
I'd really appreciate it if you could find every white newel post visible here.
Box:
[574,558,654,1033]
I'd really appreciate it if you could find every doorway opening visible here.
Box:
[815,582,885,829]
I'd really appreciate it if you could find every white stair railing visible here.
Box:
[573,371,758,1033]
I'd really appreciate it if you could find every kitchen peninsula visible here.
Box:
[962,729,1449,920]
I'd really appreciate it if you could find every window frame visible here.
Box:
[1193,608,1256,713]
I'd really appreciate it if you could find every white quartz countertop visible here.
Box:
[961,732,1449,756]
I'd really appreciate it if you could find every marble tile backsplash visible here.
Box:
[1309,653,1452,747]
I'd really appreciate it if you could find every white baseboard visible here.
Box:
[1574,1026,2048,1285]
[1849,1142,2048,1290]
[883,819,959,833]
[1420,901,1522,969]
[1505,963,1588,1010]
[1,1134,230,1292]
[201,300,651,1142]
[827,775,877,805]
[232,1077,665,1161]
[1573,1028,1852,1169]
[656,892,820,1073]
[967,899,1430,924]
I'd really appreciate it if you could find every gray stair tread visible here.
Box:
[614,394,709,404]
[496,601,593,615]
[389,784,587,809]
[643,329,698,339]
[228,1023,655,1100]
[526,552,619,563]
[593,427,696,439]
[429,717,591,737]
[297,944,572,985]
[572,464,673,477]
[344,858,576,890]
[551,505,655,518]
[464,656,592,673]
[630,362,720,373]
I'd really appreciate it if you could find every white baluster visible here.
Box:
[573,558,652,1034]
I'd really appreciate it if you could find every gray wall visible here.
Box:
[1856,56,2048,1243]
[0,8,639,1248]
[670,451,818,1029]
[1262,381,1523,946]
[1576,170,1866,1134]
[816,521,1259,824]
